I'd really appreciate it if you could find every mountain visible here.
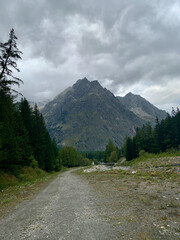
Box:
[29,99,50,110]
[117,93,167,123]
[42,78,146,151]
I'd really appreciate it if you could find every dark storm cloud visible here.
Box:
[0,0,179,111]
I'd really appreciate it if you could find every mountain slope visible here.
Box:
[42,78,145,151]
[117,92,167,123]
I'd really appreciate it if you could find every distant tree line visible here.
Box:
[123,109,180,161]
[59,146,92,167]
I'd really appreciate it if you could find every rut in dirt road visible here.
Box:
[0,170,119,240]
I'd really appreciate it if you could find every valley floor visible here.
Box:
[0,157,179,240]
[77,157,180,240]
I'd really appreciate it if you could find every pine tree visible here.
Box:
[0,28,23,96]
[125,137,133,161]
[19,98,33,138]
[104,139,116,162]
[59,146,78,167]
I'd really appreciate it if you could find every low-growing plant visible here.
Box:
[30,158,38,169]
[0,172,18,190]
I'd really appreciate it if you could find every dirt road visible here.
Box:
[0,170,119,240]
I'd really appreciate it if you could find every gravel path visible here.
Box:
[0,169,118,240]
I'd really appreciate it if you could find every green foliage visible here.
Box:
[122,109,180,161]
[0,172,18,190]
[80,158,91,166]
[0,30,61,175]
[104,139,117,162]
[0,28,23,96]
[30,158,38,169]
[124,137,133,161]
[139,150,148,157]
[59,146,78,167]
[81,151,104,162]
[121,150,180,168]
[59,147,92,167]
[109,151,118,162]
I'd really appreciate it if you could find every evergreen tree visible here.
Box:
[0,28,23,95]
[124,111,180,159]
[0,96,31,173]
[125,137,133,161]
[19,98,33,144]
[59,146,78,167]
[0,29,60,174]
[104,139,116,162]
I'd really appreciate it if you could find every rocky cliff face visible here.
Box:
[117,92,167,123]
[42,78,146,150]
[42,78,167,151]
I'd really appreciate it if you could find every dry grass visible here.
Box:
[75,156,180,239]
[0,168,62,219]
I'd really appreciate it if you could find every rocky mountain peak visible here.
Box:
[73,78,101,90]
[118,92,167,123]
[70,78,107,99]
[42,78,167,151]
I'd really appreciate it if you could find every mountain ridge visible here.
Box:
[117,92,167,123]
[42,78,167,151]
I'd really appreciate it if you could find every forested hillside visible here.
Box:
[123,109,180,161]
[0,29,60,175]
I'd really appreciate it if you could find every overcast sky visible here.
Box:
[0,0,180,112]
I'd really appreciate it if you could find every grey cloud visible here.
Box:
[0,0,179,111]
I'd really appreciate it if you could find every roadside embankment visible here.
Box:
[0,167,65,219]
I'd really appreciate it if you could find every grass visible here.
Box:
[75,153,180,239]
[121,150,180,167]
[0,166,66,218]
[0,167,47,191]
[75,151,180,184]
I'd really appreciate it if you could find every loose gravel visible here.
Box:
[0,169,119,240]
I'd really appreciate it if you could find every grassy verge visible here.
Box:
[121,151,180,167]
[0,167,66,219]
[75,152,180,183]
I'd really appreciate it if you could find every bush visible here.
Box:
[30,159,38,169]
[0,172,18,190]
[139,150,148,157]
[108,151,118,162]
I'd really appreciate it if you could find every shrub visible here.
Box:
[30,159,38,169]
[139,150,148,157]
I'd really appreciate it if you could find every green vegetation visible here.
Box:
[122,110,180,161]
[81,151,104,164]
[121,150,180,167]
[0,167,46,191]
[104,139,121,162]
[104,140,116,162]
[0,29,60,182]
[0,166,66,218]
[59,146,92,167]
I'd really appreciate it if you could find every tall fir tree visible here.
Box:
[0,28,23,95]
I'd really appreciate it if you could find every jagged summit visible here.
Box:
[42,78,144,150]
[42,78,167,151]
[117,92,167,123]
[73,78,102,90]
[74,77,89,86]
